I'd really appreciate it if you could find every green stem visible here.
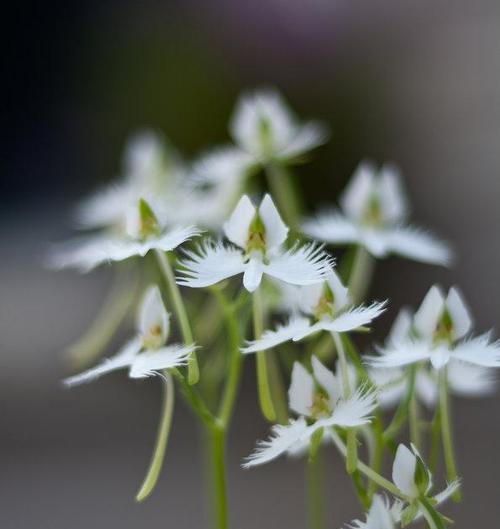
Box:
[136,373,175,501]
[331,430,403,499]
[367,417,385,500]
[332,332,357,474]
[68,267,138,370]
[252,288,276,422]
[348,246,375,304]
[265,163,301,230]
[307,448,326,529]
[419,496,447,529]
[155,249,199,385]
[409,371,422,451]
[208,425,229,529]
[438,368,461,502]
[429,407,442,476]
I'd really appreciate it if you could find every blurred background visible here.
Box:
[2,0,499,527]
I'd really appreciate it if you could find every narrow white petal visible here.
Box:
[259,194,289,249]
[138,285,169,344]
[388,308,413,345]
[278,121,329,159]
[129,344,195,378]
[63,338,142,387]
[446,286,473,340]
[318,386,376,428]
[326,270,351,310]
[243,418,309,468]
[311,356,339,404]
[177,240,246,288]
[366,341,431,368]
[378,164,408,223]
[451,333,500,367]
[327,301,387,333]
[340,162,376,221]
[302,210,359,245]
[191,146,252,185]
[223,195,256,248]
[242,254,264,292]
[265,243,334,286]
[414,285,445,340]
[392,444,418,497]
[294,282,325,316]
[241,316,311,353]
[288,362,315,416]
[385,226,452,266]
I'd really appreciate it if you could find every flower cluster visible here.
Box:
[52,89,500,529]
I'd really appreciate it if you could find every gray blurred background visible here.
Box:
[1,1,499,527]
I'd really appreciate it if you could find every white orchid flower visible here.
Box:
[242,270,386,353]
[345,495,400,529]
[229,89,329,164]
[366,285,500,371]
[302,162,452,265]
[177,194,333,292]
[76,131,186,231]
[64,285,196,386]
[370,308,496,408]
[243,357,376,467]
[47,199,200,272]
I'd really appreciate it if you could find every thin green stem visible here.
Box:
[307,448,326,529]
[155,249,199,385]
[331,430,403,499]
[419,496,447,529]
[208,425,229,529]
[367,416,385,500]
[332,332,357,474]
[429,407,442,476]
[438,368,461,502]
[347,246,375,304]
[252,288,276,422]
[409,371,422,451]
[136,373,175,501]
[265,163,301,230]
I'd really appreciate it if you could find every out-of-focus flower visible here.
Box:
[302,162,452,265]
[63,285,196,386]
[48,199,200,272]
[345,494,399,529]
[242,270,386,353]
[177,194,333,292]
[229,89,329,165]
[370,308,496,407]
[243,357,376,467]
[366,285,500,371]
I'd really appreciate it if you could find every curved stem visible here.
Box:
[136,373,175,501]
[252,288,276,422]
[265,163,301,230]
[155,249,199,385]
[438,368,461,502]
[331,430,403,499]
[347,246,375,304]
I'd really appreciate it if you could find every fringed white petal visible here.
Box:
[318,386,376,428]
[451,332,500,367]
[327,301,387,333]
[177,240,246,288]
[153,225,202,252]
[63,337,142,387]
[385,226,453,266]
[302,210,359,245]
[129,344,195,378]
[366,341,431,368]
[288,362,315,416]
[243,417,309,468]
[241,316,311,354]
[265,243,333,286]
[447,361,496,397]
[433,480,461,506]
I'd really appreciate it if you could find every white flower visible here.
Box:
[63,285,195,386]
[302,162,452,265]
[370,308,496,408]
[47,199,200,272]
[366,285,500,371]
[229,89,328,164]
[242,270,386,353]
[243,357,376,467]
[76,131,185,230]
[177,194,333,292]
[345,495,399,529]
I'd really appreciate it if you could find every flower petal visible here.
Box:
[288,362,315,416]
[378,163,408,223]
[311,356,342,404]
[241,316,311,354]
[223,195,256,249]
[259,194,288,249]
[138,285,169,345]
[388,308,413,345]
[302,210,359,245]
[278,121,329,159]
[392,444,418,497]
[340,162,376,221]
[446,286,473,340]
[447,361,496,397]
[265,243,334,286]
[243,417,309,468]
[242,254,265,292]
[451,332,500,367]
[63,337,142,387]
[318,385,376,428]
[177,241,246,288]
[366,341,431,368]
[414,285,445,340]
[327,301,387,333]
[129,344,195,378]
